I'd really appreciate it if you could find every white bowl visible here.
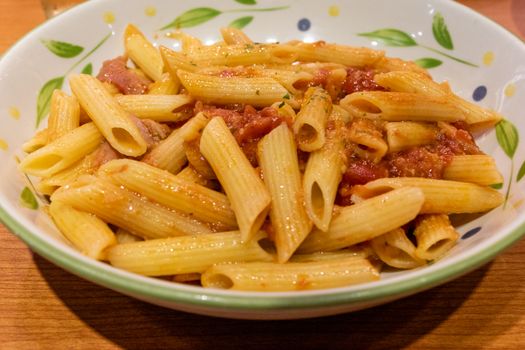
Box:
[1,0,525,319]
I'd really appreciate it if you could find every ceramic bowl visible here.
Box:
[1,0,525,319]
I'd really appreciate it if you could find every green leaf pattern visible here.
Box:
[36,76,64,128]
[20,187,38,210]
[81,63,93,75]
[41,39,84,58]
[517,160,525,182]
[358,29,417,47]
[496,119,519,158]
[432,12,454,50]
[160,4,289,31]
[359,13,476,67]
[161,8,222,30]
[235,0,257,4]
[414,58,442,68]
[35,33,111,127]
[494,119,521,209]
[229,16,254,29]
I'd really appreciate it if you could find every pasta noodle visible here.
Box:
[20,26,506,292]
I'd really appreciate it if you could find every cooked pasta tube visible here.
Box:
[385,121,438,153]
[299,187,425,253]
[290,247,373,262]
[443,155,503,186]
[183,137,217,180]
[303,115,345,231]
[115,94,193,122]
[115,228,143,244]
[148,72,179,95]
[331,104,352,123]
[374,71,445,95]
[373,57,430,77]
[293,87,332,151]
[49,201,116,260]
[98,159,237,230]
[160,46,201,74]
[374,71,502,128]
[258,69,313,95]
[200,117,271,241]
[370,228,425,269]
[346,118,388,162]
[47,90,80,143]
[289,41,384,67]
[177,70,289,107]
[19,122,103,177]
[69,74,148,157]
[142,112,209,174]
[166,31,203,53]
[22,128,49,153]
[340,91,465,122]
[413,214,459,261]
[175,165,217,188]
[107,231,274,276]
[201,256,380,291]
[51,176,212,239]
[185,43,297,66]
[124,24,163,81]
[37,142,117,195]
[358,177,504,214]
[220,27,253,45]
[258,124,312,262]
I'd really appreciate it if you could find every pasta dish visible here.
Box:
[19,25,504,291]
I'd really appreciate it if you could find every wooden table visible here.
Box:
[1,1,524,349]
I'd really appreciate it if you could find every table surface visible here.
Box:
[1,0,525,349]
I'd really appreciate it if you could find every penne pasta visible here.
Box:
[51,176,212,239]
[293,87,332,151]
[22,128,49,153]
[98,159,237,230]
[358,177,504,214]
[49,201,116,260]
[69,74,148,157]
[19,122,103,177]
[47,90,80,143]
[37,142,117,195]
[115,94,193,122]
[303,114,345,231]
[289,41,384,67]
[107,231,274,276]
[220,27,253,45]
[385,121,438,153]
[346,118,388,162]
[413,214,459,261]
[370,228,425,269]
[142,112,209,174]
[183,43,298,67]
[175,165,217,188]
[148,72,180,95]
[177,69,289,107]
[443,155,503,186]
[299,187,425,253]
[201,256,380,291]
[200,117,271,241]
[258,124,312,262]
[124,24,164,81]
[340,91,465,122]
[115,228,143,244]
[374,71,502,129]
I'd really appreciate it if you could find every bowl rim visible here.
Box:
[1,0,525,312]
